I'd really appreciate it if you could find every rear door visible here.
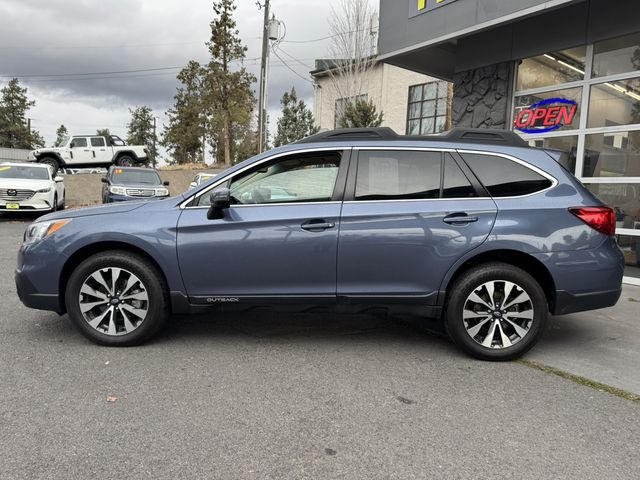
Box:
[90,137,111,163]
[337,148,497,303]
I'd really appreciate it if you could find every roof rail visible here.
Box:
[295,127,529,148]
[295,128,399,144]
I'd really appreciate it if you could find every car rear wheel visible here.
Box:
[65,251,169,346]
[445,262,547,361]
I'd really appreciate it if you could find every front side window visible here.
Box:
[355,150,441,200]
[201,152,341,206]
[406,81,450,135]
[462,153,553,197]
[71,138,88,148]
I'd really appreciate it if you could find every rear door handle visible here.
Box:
[301,220,335,232]
[443,213,479,225]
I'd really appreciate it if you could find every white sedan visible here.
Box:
[0,162,65,213]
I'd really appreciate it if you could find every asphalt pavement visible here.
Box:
[1,216,639,480]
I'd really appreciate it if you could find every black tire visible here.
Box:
[65,251,170,346]
[116,155,135,167]
[445,262,548,361]
[39,157,60,175]
[59,192,65,210]
[52,194,58,212]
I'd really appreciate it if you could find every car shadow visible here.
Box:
[0,211,47,223]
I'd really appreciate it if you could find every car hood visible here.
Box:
[110,183,163,189]
[38,201,147,222]
[0,178,52,189]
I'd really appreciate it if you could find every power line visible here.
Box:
[271,47,313,85]
[0,66,184,78]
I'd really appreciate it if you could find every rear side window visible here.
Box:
[91,137,106,147]
[462,153,552,197]
[355,151,441,200]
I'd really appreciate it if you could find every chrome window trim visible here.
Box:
[180,146,348,209]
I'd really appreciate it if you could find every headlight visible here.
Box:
[109,186,127,195]
[36,187,52,193]
[155,188,169,196]
[23,219,72,245]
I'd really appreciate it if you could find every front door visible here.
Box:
[68,137,92,165]
[176,149,349,303]
[337,149,497,303]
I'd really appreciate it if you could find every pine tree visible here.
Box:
[126,106,157,166]
[0,78,44,149]
[54,124,69,147]
[274,88,318,147]
[203,0,256,166]
[96,128,111,137]
[162,61,206,165]
[339,98,384,128]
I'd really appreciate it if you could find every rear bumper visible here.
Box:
[552,287,622,315]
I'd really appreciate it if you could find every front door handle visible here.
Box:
[301,219,335,232]
[443,213,479,225]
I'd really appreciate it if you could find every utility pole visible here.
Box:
[152,116,157,168]
[27,118,31,147]
[257,0,270,154]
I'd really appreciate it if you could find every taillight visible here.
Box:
[569,207,616,236]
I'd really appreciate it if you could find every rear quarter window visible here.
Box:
[462,153,553,197]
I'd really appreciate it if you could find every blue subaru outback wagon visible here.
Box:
[15,128,624,360]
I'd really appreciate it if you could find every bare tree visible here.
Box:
[326,0,378,124]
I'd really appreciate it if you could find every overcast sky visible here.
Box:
[0,0,357,156]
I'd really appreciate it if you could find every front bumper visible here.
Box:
[15,266,63,313]
[0,194,54,211]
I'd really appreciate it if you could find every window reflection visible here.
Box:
[588,78,640,128]
[516,47,586,91]
[582,131,640,177]
[593,33,640,78]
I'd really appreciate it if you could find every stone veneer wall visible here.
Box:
[451,62,514,129]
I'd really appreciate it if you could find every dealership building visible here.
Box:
[378,0,640,284]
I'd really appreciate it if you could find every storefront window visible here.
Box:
[592,33,640,78]
[516,47,586,91]
[587,78,640,128]
[513,87,582,131]
[526,136,578,172]
[582,130,640,177]
[406,81,449,135]
[586,183,640,230]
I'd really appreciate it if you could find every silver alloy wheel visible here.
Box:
[462,280,534,349]
[78,267,149,336]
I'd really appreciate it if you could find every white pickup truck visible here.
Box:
[30,134,149,173]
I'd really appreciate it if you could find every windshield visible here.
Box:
[0,165,50,180]
[60,135,71,147]
[111,168,162,185]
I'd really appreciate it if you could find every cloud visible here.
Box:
[0,0,364,148]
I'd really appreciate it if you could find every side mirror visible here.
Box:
[189,182,197,189]
[54,176,63,183]
[163,181,170,186]
[101,177,108,183]
[207,187,231,220]
[69,142,75,148]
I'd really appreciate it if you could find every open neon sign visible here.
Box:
[514,98,578,134]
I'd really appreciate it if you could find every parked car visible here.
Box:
[189,172,218,189]
[15,128,624,360]
[0,162,65,213]
[101,166,170,203]
[30,134,148,174]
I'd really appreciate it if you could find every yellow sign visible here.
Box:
[414,0,456,15]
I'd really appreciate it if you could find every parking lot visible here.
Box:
[1,214,639,480]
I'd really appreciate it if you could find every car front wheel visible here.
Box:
[445,262,548,361]
[65,251,169,346]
